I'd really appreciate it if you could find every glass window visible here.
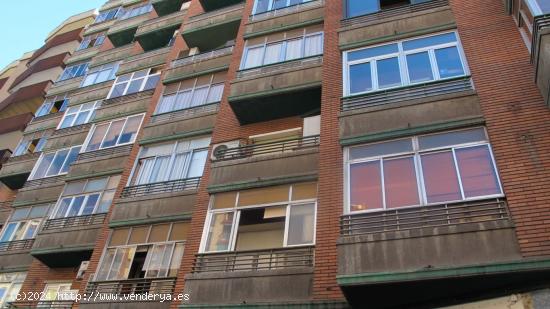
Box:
[94,7,121,23]
[107,68,161,99]
[346,0,379,18]
[287,203,315,246]
[346,128,503,213]
[58,101,100,129]
[58,63,89,81]
[31,146,81,180]
[253,0,313,14]
[344,31,467,96]
[80,63,119,88]
[12,132,50,157]
[204,212,234,252]
[84,115,144,152]
[35,97,69,117]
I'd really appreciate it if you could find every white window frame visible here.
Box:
[241,30,324,70]
[252,0,313,14]
[0,219,41,242]
[154,76,224,115]
[77,33,106,51]
[343,127,504,215]
[82,114,145,152]
[94,7,122,24]
[57,101,101,130]
[107,68,161,99]
[0,273,26,308]
[199,187,317,253]
[35,95,69,117]
[80,62,120,88]
[29,145,82,180]
[40,282,72,302]
[342,30,470,97]
[58,63,89,82]
[12,132,49,157]
[119,3,153,20]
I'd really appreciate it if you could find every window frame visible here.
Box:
[12,132,49,157]
[342,30,470,97]
[82,114,145,152]
[118,3,153,20]
[80,62,120,88]
[77,33,106,51]
[94,7,122,24]
[57,101,101,130]
[252,0,313,15]
[29,145,82,180]
[35,96,69,117]
[106,68,161,99]
[343,127,504,215]
[58,62,89,82]
[0,219,42,243]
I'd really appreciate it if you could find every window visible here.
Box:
[94,7,122,24]
[84,114,144,152]
[0,205,49,243]
[77,33,106,51]
[345,127,503,213]
[253,0,313,14]
[95,222,188,281]
[241,26,323,69]
[0,272,26,308]
[58,63,89,82]
[130,137,210,186]
[40,283,72,302]
[107,68,161,99]
[58,101,101,129]
[155,73,225,115]
[30,146,81,180]
[345,0,432,18]
[119,4,153,20]
[52,175,121,219]
[201,183,317,253]
[12,131,50,157]
[344,31,468,96]
[81,62,120,88]
[35,95,69,117]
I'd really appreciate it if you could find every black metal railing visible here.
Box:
[212,135,320,162]
[236,55,323,79]
[193,246,315,273]
[7,300,74,308]
[85,277,176,296]
[77,144,133,162]
[121,177,201,198]
[52,123,92,137]
[341,0,449,27]
[0,239,34,252]
[341,77,474,112]
[150,102,220,124]
[23,175,65,189]
[102,89,155,106]
[42,213,107,231]
[171,46,234,68]
[340,198,510,236]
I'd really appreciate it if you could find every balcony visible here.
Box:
[68,81,112,107]
[0,239,35,271]
[94,90,153,122]
[533,15,550,105]
[68,144,132,180]
[229,56,322,124]
[118,47,171,75]
[339,0,453,49]
[7,301,74,309]
[183,246,314,305]
[141,103,218,143]
[25,112,63,136]
[107,13,152,47]
[209,135,319,188]
[246,0,325,37]
[182,3,243,51]
[48,124,92,152]
[47,76,84,97]
[0,153,41,190]
[164,46,233,84]
[14,177,65,206]
[30,214,106,267]
[65,45,102,66]
[135,10,186,51]
[111,178,199,224]
[84,19,117,37]
[89,44,134,68]
[152,0,187,16]
[336,198,531,308]
[339,77,483,144]
[199,0,243,12]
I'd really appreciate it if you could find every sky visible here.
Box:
[0,0,106,69]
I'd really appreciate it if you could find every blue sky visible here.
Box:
[0,0,106,69]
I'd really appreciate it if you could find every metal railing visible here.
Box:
[7,151,42,164]
[23,175,65,189]
[341,76,474,112]
[193,246,315,273]
[121,177,201,198]
[42,213,107,231]
[77,144,133,162]
[7,301,74,308]
[84,277,176,296]
[0,239,34,252]
[150,102,220,124]
[236,55,323,79]
[171,45,234,68]
[340,198,510,236]
[0,149,12,166]
[532,14,550,64]
[250,0,324,21]
[212,135,320,162]
[341,0,449,27]
[52,123,92,137]
[187,2,243,21]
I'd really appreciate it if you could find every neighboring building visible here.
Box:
[0,0,549,308]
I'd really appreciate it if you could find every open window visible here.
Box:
[12,131,51,157]
[35,95,69,117]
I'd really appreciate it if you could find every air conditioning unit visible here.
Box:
[211,140,241,161]
[303,115,321,136]
[76,261,89,279]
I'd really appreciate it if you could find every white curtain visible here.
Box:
[304,34,323,57]
[285,39,303,61]
[264,43,282,65]
[150,156,171,183]
[244,46,263,69]
[206,84,224,103]
[157,94,176,114]
[174,90,192,111]
[135,158,155,185]
[191,87,209,107]
[187,150,208,178]
[169,153,189,181]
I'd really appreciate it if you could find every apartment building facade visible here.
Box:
[0,0,549,308]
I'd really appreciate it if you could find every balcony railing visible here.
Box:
[236,55,323,79]
[7,151,42,164]
[52,123,92,137]
[341,0,449,28]
[121,177,201,198]
[150,103,220,124]
[23,175,65,189]
[193,246,315,273]
[85,277,176,296]
[42,213,107,231]
[340,198,510,236]
[7,301,74,308]
[0,239,34,252]
[212,135,320,162]
[250,0,324,21]
[171,46,234,68]
[0,149,12,166]
[76,144,133,162]
[341,76,474,112]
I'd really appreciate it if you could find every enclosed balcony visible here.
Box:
[107,9,152,47]
[199,0,243,12]
[117,47,171,75]
[0,153,41,190]
[68,145,133,180]
[0,239,35,271]
[135,10,186,51]
[164,46,233,84]
[533,15,550,105]
[181,3,243,51]
[152,0,188,17]
[89,44,134,68]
